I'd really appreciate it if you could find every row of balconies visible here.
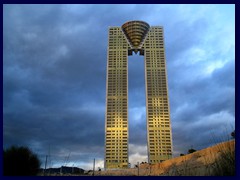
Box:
[107,103,127,106]
[148,131,170,136]
[106,111,127,114]
[105,147,128,150]
[147,90,167,93]
[106,113,128,116]
[146,65,166,69]
[147,111,169,114]
[108,51,127,54]
[106,130,127,132]
[105,158,128,162]
[148,97,168,100]
[148,123,170,127]
[107,87,127,90]
[106,125,127,128]
[145,55,165,59]
[147,112,169,115]
[146,74,167,78]
[106,153,128,157]
[106,133,128,136]
[149,144,172,149]
[149,140,171,143]
[146,70,166,74]
[145,44,164,48]
[106,139,128,142]
[149,136,171,140]
[148,106,169,109]
[106,124,128,127]
[148,121,170,125]
[147,72,166,76]
[107,82,127,84]
[106,133,128,137]
[108,62,127,66]
[147,81,167,85]
[145,50,165,54]
[148,103,169,107]
[106,144,128,147]
[146,70,167,74]
[106,116,127,119]
[149,138,171,142]
[146,62,165,69]
[148,122,170,126]
[107,94,127,97]
[106,122,128,125]
[106,107,127,109]
[147,93,168,97]
[148,104,169,107]
[146,81,167,85]
[149,129,171,134]
[107,106,127,110]
[109,45,128,48]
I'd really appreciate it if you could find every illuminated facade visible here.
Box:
[105,21,172,169]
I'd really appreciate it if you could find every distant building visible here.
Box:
[105,20,173,169]
[40,166,84,175]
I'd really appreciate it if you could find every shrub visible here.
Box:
[188,149,196,154]
[211,141,235,176]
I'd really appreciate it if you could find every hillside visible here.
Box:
[95,140,235,176]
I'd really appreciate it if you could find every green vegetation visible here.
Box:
[3,146,40,176]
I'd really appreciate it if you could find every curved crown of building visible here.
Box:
[121,20,150,54]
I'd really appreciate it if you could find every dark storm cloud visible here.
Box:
[3,4,109,166]
[3,4,235,168]
[169,57,235,154]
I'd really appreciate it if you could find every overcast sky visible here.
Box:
[3,4,235,170]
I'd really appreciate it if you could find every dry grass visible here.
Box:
[211,140,235,176]
[95,140,235,176]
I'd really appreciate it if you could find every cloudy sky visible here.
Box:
[3,4,235,170]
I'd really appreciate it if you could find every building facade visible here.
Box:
[105,21,172,169]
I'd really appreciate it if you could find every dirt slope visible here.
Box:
[95,140,235,176]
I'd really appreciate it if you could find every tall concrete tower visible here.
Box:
[105,21,173,169]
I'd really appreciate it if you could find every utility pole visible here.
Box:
[93,158,95,176]
[44,155,48,176]
[72,164,74,174]
[137,162,139,176]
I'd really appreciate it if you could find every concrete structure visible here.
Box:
[105,20,172,169]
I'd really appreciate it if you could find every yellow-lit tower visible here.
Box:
[105,21,172,169]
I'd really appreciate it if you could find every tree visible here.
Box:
[180,153,185,156]
[231,130,235,139]
[4,146,41,176]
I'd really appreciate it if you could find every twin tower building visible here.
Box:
[105,21,173,169]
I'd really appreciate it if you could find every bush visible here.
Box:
[4,146,41,176]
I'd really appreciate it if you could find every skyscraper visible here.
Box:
[105,20,172,169]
